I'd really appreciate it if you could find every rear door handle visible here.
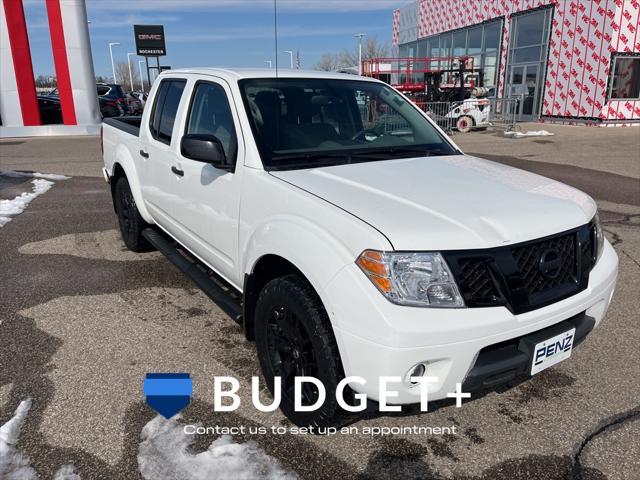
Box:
[171,166,184,177]
[139,150,149,158]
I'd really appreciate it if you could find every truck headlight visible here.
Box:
[593,212,605,262]
[356,250,464,308]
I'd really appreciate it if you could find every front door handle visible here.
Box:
[139,150,149,158]
[171,166,184,177]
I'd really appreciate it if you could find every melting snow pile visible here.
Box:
[138,416,297,480]
[0,170,70,227]
[0,399,79,480]
[2,399,295,478]
[0,179,54,227]
[504,130,555,138]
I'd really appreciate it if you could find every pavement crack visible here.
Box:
[569,406,640,480]
[620,249,640,270]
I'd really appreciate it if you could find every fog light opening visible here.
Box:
[406,363,427,386]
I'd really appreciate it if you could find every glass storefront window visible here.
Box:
[453,31,466,56]
[441,33,452,57]
[609,55,640,99]
[515,10,545,47]
[468,27,482,55]
[483,22,501,53]
[514,45,541,63]
[396,19,502,90]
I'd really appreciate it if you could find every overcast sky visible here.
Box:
[22,0,399,78]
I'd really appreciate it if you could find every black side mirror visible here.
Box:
[181,134,231,170]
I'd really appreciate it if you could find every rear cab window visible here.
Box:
[149,79,187,145]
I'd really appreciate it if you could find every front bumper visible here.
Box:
[324,240,618,404]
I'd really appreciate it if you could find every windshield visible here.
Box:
[239,78,459,170]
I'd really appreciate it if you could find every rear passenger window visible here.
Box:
[149,79,186,144]
[186,82,238,163]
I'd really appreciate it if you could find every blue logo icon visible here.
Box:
[143,373,192,418]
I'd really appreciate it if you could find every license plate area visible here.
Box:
[518,322,577,376]
[529,328,576,375]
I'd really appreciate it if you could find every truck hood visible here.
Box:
[270,155,596,250]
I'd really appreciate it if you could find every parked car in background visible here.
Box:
[97,83,129,115]
[131,91,147,109]
[99,96,124,118]
[125,92,143,115]
[37,95,63,124]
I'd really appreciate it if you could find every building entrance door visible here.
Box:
[508,63,541,120]
[505,7,552,121]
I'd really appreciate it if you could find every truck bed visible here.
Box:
[103,116,141,137]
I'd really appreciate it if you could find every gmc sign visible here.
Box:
[134,25,166,56]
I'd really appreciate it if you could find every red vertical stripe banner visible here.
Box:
[46,0,76,125]
[3,0,41,126]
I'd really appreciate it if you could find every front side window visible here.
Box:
[239,78,458,171]
[186,82,238,163]
[609,55,640,100]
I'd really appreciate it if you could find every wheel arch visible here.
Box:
[242,254,304,340]
[108,145,153,223]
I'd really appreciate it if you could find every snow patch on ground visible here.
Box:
[0,170,71,181]
[0,399,80,480]
[0,399,36,480]
[504,129,555,138]
[0,178,54,226]
[138,415,297,480]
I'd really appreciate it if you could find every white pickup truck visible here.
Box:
[102,69,618,427]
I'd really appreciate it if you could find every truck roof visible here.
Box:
[160,67,381,83]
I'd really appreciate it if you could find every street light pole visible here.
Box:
[138,60,145,91]
[108,42,120,83]
[127,53,136,92]
[354,33,367,75]
[283,50,293,69]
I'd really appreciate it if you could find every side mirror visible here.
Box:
[181,134,231,170]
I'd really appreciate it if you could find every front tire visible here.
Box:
[114,177,151,252]
[254,274,359,429]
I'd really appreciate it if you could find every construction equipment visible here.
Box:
[362,56,491,132]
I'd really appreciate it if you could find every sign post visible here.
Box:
[133,25,166,89]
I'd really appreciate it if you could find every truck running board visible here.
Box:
[142,228,243,323]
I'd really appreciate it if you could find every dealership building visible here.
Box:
[392,0,640,125]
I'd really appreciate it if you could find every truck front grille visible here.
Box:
[443,222,596,314]
[511,232,576,294]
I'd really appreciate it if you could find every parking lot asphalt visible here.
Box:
[1,127,639,480]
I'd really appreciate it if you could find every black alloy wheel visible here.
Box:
[255,274,361,429]
[114,177,151,252]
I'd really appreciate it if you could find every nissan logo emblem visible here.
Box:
[539,249,562,278]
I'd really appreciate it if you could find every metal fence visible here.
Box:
[417,101,456,132]
[358,97,521,136]
[417,98,521,133]
[485,98,521,131]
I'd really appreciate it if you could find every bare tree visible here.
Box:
[339,35,390,68]
[35,75,56,88]
[114,60,141,91]
[313,53,340,72]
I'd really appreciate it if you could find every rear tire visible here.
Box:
[456,115,474,133]
[254,274,360,429]
[114,177,151,252]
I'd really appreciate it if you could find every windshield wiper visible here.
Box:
[269,151,379,170]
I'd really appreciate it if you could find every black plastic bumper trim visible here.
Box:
[462,312,595,392]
